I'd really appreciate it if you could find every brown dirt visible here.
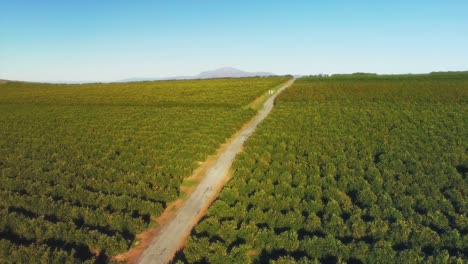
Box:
[112,120,250,263]
[175,168,233,252]
[247,93,268,110]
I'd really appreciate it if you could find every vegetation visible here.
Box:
[0,76,289,263]
[179,73,468,263]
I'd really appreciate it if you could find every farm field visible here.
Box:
[179,73,468,263]
[0,76,290,263]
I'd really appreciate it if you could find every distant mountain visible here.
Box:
[117,67,276,82]
[196,67,275,79]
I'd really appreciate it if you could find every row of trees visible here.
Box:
[179,74,468,263]
[0,239,80,264]
[0,77,289,107]
[0,77,292,262]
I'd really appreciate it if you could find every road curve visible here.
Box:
[137,78,296,264]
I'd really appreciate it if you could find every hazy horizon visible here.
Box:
[3,67,468,84]
[1,0,468,82]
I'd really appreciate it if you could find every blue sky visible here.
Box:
[1,0,467,82]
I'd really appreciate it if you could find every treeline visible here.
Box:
[178,74,468,263]
[305,71,468,81]
[0,77,289,107]
[0,77,290,262]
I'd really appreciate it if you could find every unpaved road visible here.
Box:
[137,78,296,264]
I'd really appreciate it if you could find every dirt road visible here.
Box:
[137,78,295,264]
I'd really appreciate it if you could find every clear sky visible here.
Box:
[1,0,467,82]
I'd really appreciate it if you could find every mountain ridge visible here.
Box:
[117,67,276,82]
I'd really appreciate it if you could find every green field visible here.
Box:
[179,73,468,263]
[0,77,289,263]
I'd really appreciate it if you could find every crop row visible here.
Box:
[0,77,289,107]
